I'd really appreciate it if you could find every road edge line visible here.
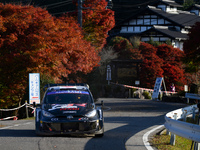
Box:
[143,125,164,150]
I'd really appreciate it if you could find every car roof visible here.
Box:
[47,85,89,91]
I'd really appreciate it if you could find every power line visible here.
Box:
[41,0,73,8]
[45,1,73,10]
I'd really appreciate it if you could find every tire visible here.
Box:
[95,127,104,137]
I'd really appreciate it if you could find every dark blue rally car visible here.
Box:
[35,83,104,137]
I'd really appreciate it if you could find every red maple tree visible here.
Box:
[139,42,163,88]
[139,43,186,91]
[0,3,100,108]
[69,0,115,51]
[156,44,186,91]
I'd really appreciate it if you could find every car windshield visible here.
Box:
[44,90,91,104]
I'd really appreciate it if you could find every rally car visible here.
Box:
[34,83,104,137]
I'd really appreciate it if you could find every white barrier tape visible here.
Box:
[0,116,18,121]
[0,103,26,111]
[111,82,177,94]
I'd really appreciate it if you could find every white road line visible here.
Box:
[103,106,111,111]
[0,126,13,130]
[0,122,33,130]
[143,125,164,150]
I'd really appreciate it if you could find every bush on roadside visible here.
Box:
[142,91,152,99]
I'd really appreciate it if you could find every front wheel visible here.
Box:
[95,127,104,137]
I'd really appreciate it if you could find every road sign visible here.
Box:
[29,73,40,104]
[152,77,163,99]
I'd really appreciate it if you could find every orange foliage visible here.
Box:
[69,0,115,51]
[0,3,100,108]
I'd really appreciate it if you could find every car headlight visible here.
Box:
[85,110,97,118]
[42,110,54,117]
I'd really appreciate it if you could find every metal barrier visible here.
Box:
[185,93,200,103]
[164,104,200,143]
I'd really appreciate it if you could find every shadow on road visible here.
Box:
[84,98,187,150]
[0,129,36,137]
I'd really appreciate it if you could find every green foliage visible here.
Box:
[142,91,151,99]
[108,36,143,60]
[129,36,141,49]
[147,38,161,46]
[183,0,194,10]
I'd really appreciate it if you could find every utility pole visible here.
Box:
[77,0,113,28]
[78,0,82,27]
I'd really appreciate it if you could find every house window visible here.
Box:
[151,19,157,25]
[128,27,133,32]
[137,19,143,25]
[141,26,146,32]
[158,19,164,24]
[144,19,150,25]
[134,26,140,32]
[121,27,127,32]
[160,37,169,41]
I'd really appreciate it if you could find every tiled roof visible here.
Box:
[152,0,182,8]
[142,25,188,40]
[148,6,200,27]
[117,5,200,27]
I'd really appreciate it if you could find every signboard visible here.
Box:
[106,65,111,81]
[135,80,140,85]
[152,77,163,99]
[29,73,40,104]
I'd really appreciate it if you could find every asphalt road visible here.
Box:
[0,98,187,150]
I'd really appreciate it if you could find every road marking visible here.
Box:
[143,125,164,150]
[0,122,33,130]
[103,106,111,111]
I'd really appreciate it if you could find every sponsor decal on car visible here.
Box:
[63,111,77,114]
[47,90,89,95]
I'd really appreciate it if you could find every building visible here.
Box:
[109,0,200,50]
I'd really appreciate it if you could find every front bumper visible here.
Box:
[37,118,101,135]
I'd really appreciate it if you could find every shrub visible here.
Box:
[142,91,152,99]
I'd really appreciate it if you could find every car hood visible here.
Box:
[43,103,91,116]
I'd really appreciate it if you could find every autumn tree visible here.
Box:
[139,42,163,88]
[183,22,200,86]
[108,36,143,59]
[69,0,115,51]
[0,3,100,108]
[156,44,186,91]
[139,43,186,91]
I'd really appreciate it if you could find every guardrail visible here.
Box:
[164,104,200,143]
